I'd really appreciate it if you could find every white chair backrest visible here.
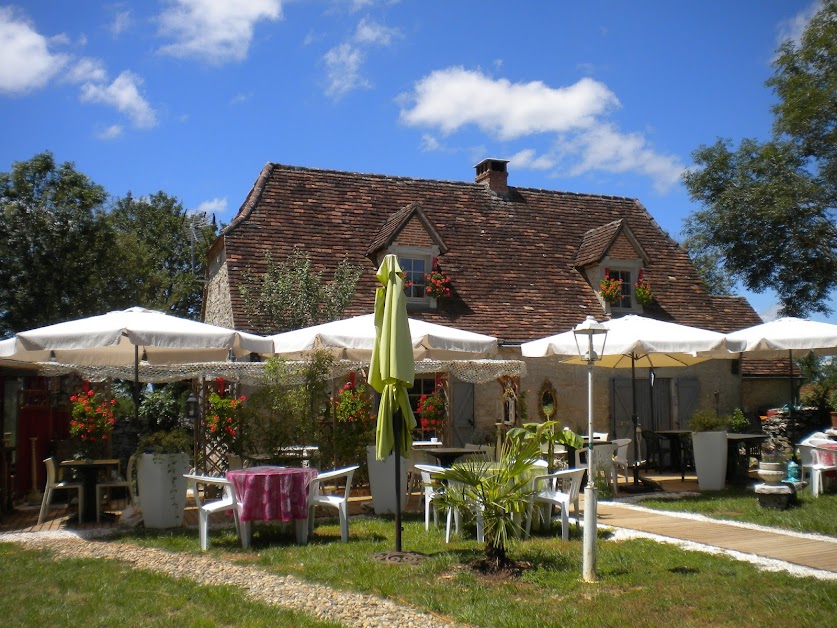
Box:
[593,432,609,441]
[556,468,586,502]
[612,438,631,462]
[311,465,359,501]
[43,457,57,485]
[591,443,618,467]
[797,444,813,466]
[183,474,234,509]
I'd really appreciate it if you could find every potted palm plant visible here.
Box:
[136,428,192,528]
[689,411,728,491]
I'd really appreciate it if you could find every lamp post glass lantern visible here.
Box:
[573,315,608,583]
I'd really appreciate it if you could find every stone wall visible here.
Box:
[761,409,830,456]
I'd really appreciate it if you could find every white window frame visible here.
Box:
[388,244,440,309]
[598,260,644,313]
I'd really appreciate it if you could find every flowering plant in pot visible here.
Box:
[69,388,116,459]
[417,386,447,438]
[206,391,247,455]
[424,268,452,299]
[333,372,375,476]
[634,276,653,306]
[599,274,623,305]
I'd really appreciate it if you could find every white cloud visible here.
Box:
[110,10,132,38]
[400,67,684,193]
[0,7,69,94]
[65,57,108,84]
[420,134,441,152]
[157,0,282,64]
[96,124,124,140]
[230,92,251,105]
[324,43,369,100]
[354,17,401,46]
[195,197,227,215]
[759,303,783,323]
[400,68,619,139]
[80,71,157,128]
[776,1,819,48]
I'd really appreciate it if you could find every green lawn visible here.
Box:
[633,488,837,536]
[0,542,339,628]
[112,513,837,627]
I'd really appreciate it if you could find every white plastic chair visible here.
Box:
[444,480,484,544]
[307,465,359,542]
[797,444,814,483]
[95,454,138,522]
[810,447,837,497]
[38,457,84,525]
[406,448,435,501]
[612,438,632,485]
[415,463,446,530]
[184,473,241,551]
[524,468,586,540]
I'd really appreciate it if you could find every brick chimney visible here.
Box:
[474,158,510,196]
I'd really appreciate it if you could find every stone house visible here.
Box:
[203,158,779,445]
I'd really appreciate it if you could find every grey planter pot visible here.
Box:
[692,431,728,491]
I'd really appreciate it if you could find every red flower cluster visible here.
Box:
[600,273,623,304]
[417,388,447,431]
[334,379,375,426]
[206,392,247,448]
[424,269,451,299]
[69,389,116,442]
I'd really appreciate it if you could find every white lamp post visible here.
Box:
[573,315,608,583]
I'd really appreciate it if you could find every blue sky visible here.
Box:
[1,0,832,324]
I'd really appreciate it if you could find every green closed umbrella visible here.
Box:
[368,254,416,552]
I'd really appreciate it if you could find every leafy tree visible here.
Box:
[682,0,837,317]
[108,192,216,319]
[0,152,112,335]
[239,247,362,334]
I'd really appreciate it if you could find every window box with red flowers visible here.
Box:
[417,386,448,438]
[425,268,452,299]
[634,273,653,306]
[69,388,116,459]
[599,273,623,305]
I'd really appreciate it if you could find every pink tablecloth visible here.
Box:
[816,442,837,466]
[227,466,317,522]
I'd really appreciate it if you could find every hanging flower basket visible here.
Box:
[634,278,653,305]
[417,387,447,436]
[425,269,452,299]
[599,275,623,305]
[206,391,247,454]
[69,387,116,459]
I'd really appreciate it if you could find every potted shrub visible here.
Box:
[689,410,728,491]
[136,428,192,528]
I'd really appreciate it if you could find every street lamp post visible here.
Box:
[573,315,608,583]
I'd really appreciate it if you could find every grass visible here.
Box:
[634,488,837,536]
[0,542,340,628]
[110,513,837,627]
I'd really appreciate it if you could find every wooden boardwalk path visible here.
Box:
[596,501,837,573]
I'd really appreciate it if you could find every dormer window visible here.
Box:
[401,256,429,300]
[609,269,633,309]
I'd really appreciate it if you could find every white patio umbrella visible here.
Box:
[521,315,745,485]
[0,307,274,418]
[0,306,273,366]
[724,317,837,410]
[268,313,498,361]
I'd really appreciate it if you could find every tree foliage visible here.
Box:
[682,0,837,317]
[108,192,216,319]
[0,152,111,335]
[0,152,216,336]
[239,247,362,334]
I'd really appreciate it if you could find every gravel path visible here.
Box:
[1,530,462,628]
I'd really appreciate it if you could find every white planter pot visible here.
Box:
[692,431,728,491]
[137,452,190,528]
[366,445,407,515]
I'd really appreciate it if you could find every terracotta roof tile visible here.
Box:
[217,163,763,345]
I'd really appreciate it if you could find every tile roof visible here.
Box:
[216,162,763,344]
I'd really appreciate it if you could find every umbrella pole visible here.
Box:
[133,345,140,424]
[631,355,640,484]
[393,407,403,553]
[788,350,795,422]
